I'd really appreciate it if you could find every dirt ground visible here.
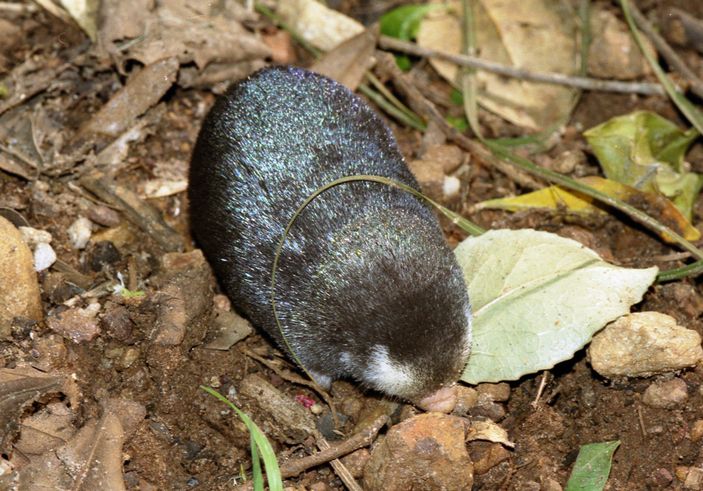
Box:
[3,0,703,489]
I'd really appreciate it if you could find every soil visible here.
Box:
[2,0,703,490]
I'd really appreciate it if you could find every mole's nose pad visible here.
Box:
[416,384,458,413]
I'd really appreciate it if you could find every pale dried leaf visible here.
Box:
[466,420,514,448]
[417,0,579,130]
[277,0,364,51]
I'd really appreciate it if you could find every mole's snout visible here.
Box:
[416,385,459,413]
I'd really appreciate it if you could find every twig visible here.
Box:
[0,2,37,13]
[637,405,647,439]
[378,35,665,96]
[531,371,550,408]
[629,4,703,100]
[317,439,364,491]
[80,171,185,252]
[280,415,388,478]
[652,251,693,262]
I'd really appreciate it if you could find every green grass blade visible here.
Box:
[250,433,264,491]
[565,440,620,491]
[201,386,283,491]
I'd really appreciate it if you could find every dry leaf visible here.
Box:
[466,420,514,448]
[277,0,364,51]
[311,26,379,90]
[0,367,68,453]
[417,0,579,130]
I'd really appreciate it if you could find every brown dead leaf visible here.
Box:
[418,0,579,130]
[277,0,364,51]
[15,402,75,456]
[311,26,379,91]
[73,57,179,150]
[17,412,127,491]
[99,0,270,73]
[0,367,68,453]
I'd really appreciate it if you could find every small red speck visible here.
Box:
[295,394,315,409]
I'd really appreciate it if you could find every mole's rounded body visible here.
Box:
[189,66,471,407]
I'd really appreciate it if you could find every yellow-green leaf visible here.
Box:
[584,110,702,219]
[476,176,700,242]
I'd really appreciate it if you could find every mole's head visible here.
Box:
[310,203,472,412]
[358,260,471,411]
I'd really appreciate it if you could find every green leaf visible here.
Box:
[584,110,702,219]
[457,229,657,384]
[566,441,621,491]
[380,4,442,41]
[201,386,283,491]
[380,4,443,72]
[447,115,469,131]
[250,433,263,491]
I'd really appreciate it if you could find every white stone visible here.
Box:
[590,312,703,378]
[19,226,52,246]
[67,217,92,249]
[34,242,57,272]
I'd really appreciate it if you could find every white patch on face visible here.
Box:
[365,345,415,396]
[339,351,352,369]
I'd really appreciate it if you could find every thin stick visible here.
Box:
[628,4,703,100]
[0,2,37,12]
[378,35,665,96]
[531,371,550,407]
[280,415,388,478]
[317,437,364,491]
[637,405,647,439]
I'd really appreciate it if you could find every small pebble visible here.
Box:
[308,483,329,491]
[87,205,121,227]
[34,242,57,272]
[650,468,673,487]
[472,393,506,421]
[541,477,563,491]
[19,226,52,246]
[452,385,479,416]
[676,466,703,489]
[690,420,703,442]
[364,413,473,490]
[642,378,688,409]
[442,176,461,198]
[47,304,101,343]
[67,217,93,249]
[213,294,231,311]
[340,448,370,479]
[477,382,511,402]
